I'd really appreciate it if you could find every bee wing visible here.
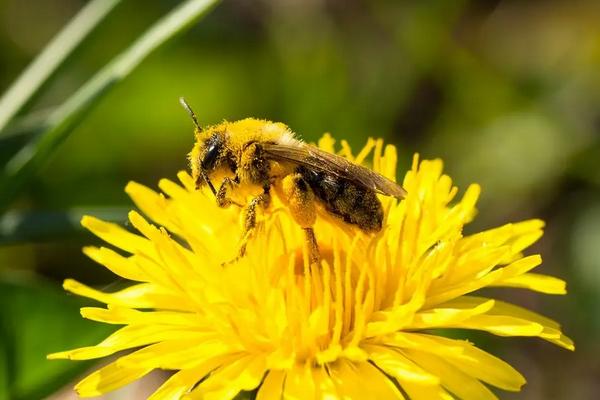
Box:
[263,142,407,198]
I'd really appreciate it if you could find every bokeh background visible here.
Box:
[1,0,599,399]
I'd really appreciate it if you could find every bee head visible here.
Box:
[192,129,228,172]
[180,98,232,193]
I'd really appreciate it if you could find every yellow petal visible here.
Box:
[74,361,152,397]
[506,228,544,258]
[311,366,340,400]
[404,350,498,400]
[283,364,317,399]
[439,246,509,286]
[82,246,147,282]
[417,297,546,337]
[127,210,163,242]
[327,360,370,399]
[187,355,265,400]
[354,361,405,399]
[148,369,199,400]
[329,360,405,400]
[118,339,233,370]
[49,147,572,400]
[384,333,525,391]
[425,255,542,307]
[381,332,464,359]
[492,273,567,294]
[459,220,544,255]
[365,293,424,337]
[365,344,439,385]
[398,380,454,400]
[366,344,455,399]
[48,324,207,360]
[409,299,495,329]
[256,370,286,400]
[443,296,574,349]
[125,181,179,235]
[62,279,195,310]
[80,215,150,254]
[176,170,196,192]
[158,177,190,199]
[495,254,543,279]
[478,297,574,350]
[80,305,198,326]
[354,138,376,165]
[446,314,545,337]
[435,337,525,391]
[149,354,239,400]
[318,133,336,153]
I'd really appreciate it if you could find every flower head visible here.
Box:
[49,135,573,399]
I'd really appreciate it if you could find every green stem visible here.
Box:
[0,0,221,213]
[0,0,122,134]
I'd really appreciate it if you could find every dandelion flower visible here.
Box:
[49,135,573,399]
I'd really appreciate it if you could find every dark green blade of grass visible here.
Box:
[0,0,222,213]
[0,110,54,165]
[0,0,122,135]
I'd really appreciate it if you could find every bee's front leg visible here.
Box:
[216,177,244,208]
[222,184,271,266]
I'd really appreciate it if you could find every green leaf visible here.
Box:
[0,134,33,169]
[0,110,53,165]
[0,0,122,134]
[0,0,222,213]
[0,278,115,400]
[0,339,9,400]
[0,207,128,245]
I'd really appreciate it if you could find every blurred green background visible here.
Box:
[0,0,599,399]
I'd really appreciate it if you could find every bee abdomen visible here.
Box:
[298,167,383,232]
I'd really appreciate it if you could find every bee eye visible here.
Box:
[202,143,220,170]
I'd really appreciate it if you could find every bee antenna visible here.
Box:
[179,97,200,130]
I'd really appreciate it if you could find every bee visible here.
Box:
[181,98,406,264]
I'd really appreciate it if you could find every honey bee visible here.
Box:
[181,98,406,264]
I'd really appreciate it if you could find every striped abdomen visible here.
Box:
[298,166,383,232]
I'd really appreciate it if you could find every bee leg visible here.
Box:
[303,227,320,265]
[281,174,320,264]
[222,185,271,266]
[216,177,244,208]
[239,185,271,256]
